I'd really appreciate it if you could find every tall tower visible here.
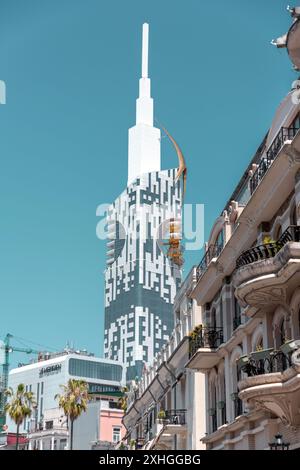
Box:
[104,24,183,381]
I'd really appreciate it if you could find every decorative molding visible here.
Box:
[285,146,300,167]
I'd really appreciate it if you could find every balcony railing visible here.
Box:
[239,350,292,377]
[164,409,186,425]
[196,243,224,281]
[189,327,224,358]
[250,125,300,194]
[236,225,300,269]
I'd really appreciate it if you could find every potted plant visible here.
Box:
[157,410,166,422]
[217,401,225,410]
[280,339,300,355]
[129,439,136,450]
[230,392,238,401]
[236,355,250,371]
[208,407,216,416]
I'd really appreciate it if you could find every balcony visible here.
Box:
[196,243,223,282]
[233,226,300,310]
[236,226,300,269]
[237,348,292,377]
[187,327,223,370]
[238,342,300,427]
[250,125,300,194]
[143,410,187,450]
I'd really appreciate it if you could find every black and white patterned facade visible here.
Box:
[104,169,182,380]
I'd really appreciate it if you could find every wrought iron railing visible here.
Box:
[196,243,224,281]
[189,327,224,358]
[239,350,292,377]
[236,225,300,269]
[250,125,299,194]
[164,409,186,425]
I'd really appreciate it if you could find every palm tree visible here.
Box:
[55,379,88,450]
[5,384,36,450]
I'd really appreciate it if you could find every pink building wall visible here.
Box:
[99,409,125,443]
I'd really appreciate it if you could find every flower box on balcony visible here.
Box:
[236,355,250,371]
[280,339,300,355]
[217,401,225,409]
[250,348,273,361]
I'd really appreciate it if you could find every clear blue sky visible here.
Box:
[0,0,295,366]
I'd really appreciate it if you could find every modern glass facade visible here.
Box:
[68,358,123,382]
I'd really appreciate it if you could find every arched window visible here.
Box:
[216,230,224,250]
[233,298,242,330]
[211,308,216,330]
[208,377,217,433]
[218,369,226,426]
[211,383,217,432]
[274,317,285,349]
[231,350,243,419]
[219,298,223,331]
[280,319,285,345]
[255,337,263,351]
[291,204,297,226]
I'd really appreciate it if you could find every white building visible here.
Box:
[123,267,206,450]
[6,350,125,450]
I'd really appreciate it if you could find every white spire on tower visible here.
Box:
[127,23,161,185]
[142,23,149,78]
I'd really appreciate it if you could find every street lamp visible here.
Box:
[269,434,290,450]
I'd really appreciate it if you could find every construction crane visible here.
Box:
[0,334,40,426]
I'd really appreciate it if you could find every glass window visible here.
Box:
[112,426,121,443]
[45,420,53,430]
[40,398,43,420]
[59,439,67,450]
[280,319,285,345]
[216,230,224,249]
[68,358,123,382]
[291,204,297,226]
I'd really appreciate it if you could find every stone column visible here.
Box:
[39,439,43,450]
[51,435,55,450]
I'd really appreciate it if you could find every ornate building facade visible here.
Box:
[123,8,300,449]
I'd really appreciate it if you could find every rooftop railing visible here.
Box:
[236,225,300,269]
